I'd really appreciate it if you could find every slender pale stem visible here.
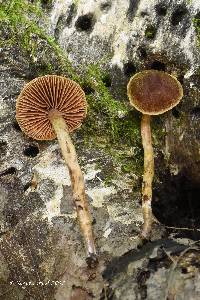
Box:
[141,114,154,239]
[49,112,96,260]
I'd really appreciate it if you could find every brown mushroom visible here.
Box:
[127,70,183,239]
[16,75,97,265]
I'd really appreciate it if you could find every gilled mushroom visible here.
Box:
[127,70,183,239]
[16,75,97,265]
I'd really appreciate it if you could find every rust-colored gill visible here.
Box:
[16,75,87,140]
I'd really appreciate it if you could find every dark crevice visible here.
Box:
[153,171,200,240]
[194,12,200,27]
[102,74,112,87]
[5,212,19,227]
[195,11,200,19]
[190,107,200,119]
[100,1,112,12]
[0,141,7,157]
[181,267,188,274]
[150,60,166,71]
[82,84,95,95]
[12,120,22,131]
[177,74,184,84]
[40,0,53,9]
[55,3,77,39]
[172,108,181,119]
[155,3,168,16]
[24,182,32,192]
[171,5,188,26]
[140,10,149,17]
[100,287,114,300]
[92,218,96,225]
[147,248,171,273]
[77,205,83,210]
[123,62,136,77]
[0,167,17,177]
[23,145,39,158]
[138,47,147,59]
[75,13,96,32]
[127,0,140,22]
[66,3,77,26]
[136,269,150,299]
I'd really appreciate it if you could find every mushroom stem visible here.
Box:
[49,112,96,260]
[141,114,154,239]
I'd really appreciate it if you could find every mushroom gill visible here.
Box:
[16,75,87,140]
[16,75,97,267]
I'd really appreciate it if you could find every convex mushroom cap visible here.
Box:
[16,75,97,262]
[127,70,183,115]
[16,75,87,140]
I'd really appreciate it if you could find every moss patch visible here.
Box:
[145,25,157,40]
[0,0,78,80]
[0,0,166,178]
[193,13,200,46]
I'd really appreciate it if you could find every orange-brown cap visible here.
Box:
[127,70,183,115]
[16,75,87,140]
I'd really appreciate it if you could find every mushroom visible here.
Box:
[127,70,183,239]
[16,75,97,265]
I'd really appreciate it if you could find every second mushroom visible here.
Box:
[127,70,183,239]
[16,75,97,265]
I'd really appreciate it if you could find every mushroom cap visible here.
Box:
[127,70,183,115]
[16,75,87,140]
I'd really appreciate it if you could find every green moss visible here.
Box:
[0,1,142,151]
[145,25,157,39]
[82,65,140,142]
[0,0,153,176]
[193,13,200,46]
[79,64,145,176]
[0,0,78,80]
[72,0,80,6]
